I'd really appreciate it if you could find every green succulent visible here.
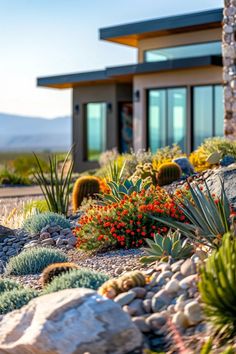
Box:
[199,233,236,339]
[0,288,38,314]
[150,179,230,249]
[42,268,109,294]
[5,247,68,275]
[22,211,71,234]
[0,278,23,293]
[140,230,194,264]
[102,178,151,204]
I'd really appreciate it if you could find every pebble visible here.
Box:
[151,289,174,312]
[172,311,189,329]
[132,316,150,333]
[184,300,202,325]
[180,259,196,277]
[146,313,167,331]
[114,291,136,306]
[165,279,180,293]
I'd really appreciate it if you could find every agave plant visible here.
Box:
[199,232,236,340]
[149,180,231,249]
[33,149,74,215]
[140,230,194,264]
[102,178,151,204]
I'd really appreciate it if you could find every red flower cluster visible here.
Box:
[74,186,186,251]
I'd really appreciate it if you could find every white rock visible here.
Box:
[172,311,189,329]
[184,300,202,325]
[165,279,180,293]
[0,288,142,354]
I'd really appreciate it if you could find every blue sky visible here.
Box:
[0,0,223,118]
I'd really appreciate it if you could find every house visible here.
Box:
[37,8,223,172]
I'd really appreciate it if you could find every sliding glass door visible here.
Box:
[148,87,187,152]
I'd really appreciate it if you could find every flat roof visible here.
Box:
[37,55,222,89]
[99,8,223,47]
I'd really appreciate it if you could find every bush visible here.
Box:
[22,211,71,234]
[0,288,38,314]
[199,233,236,339]
[0,168,30,185]
[152,144,184,170]
[23,199,49,218]
[190,137,236,172]
[43,268,108,294]
[75,186,185,250]
[12,155,49,176]
[0,278,23,293]
[5,247,68,275]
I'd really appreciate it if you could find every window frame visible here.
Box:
[146,86,188,152]
[84,101,107,162]
[143,40,222,63]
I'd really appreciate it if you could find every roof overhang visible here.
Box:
[99,8,223,47]
[37,55,222,89]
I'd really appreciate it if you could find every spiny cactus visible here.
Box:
[98,271,146,299]
[157,162,182,186]
[140,230,194,264]
[5,247,68,276]
[43,268,109,294]
[199,233,236,339]
[41,262,80,286]
[0,288,38,314]
[72,176,100,211]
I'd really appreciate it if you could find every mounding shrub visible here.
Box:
[199,233,236,339]
[0,278,23,293]
[0,288,38,314]
[5,247,68,275]
[43,268,109,294]
[22,211,71,234]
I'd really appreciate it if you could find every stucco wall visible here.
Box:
[137,28,221,62]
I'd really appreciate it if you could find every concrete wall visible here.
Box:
[137,28,222,62]
[72,83,132,172]
[133,66,222,153]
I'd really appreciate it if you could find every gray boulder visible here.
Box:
[0,288,142,354]
[0,225,14,237]
[205,165,236,206]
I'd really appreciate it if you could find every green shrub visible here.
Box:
[0,168,30,185]
[43,268,109,294]
[0,278,23,293]
[13,155,49,176]
[199,233,236,339]
[23,199,49,218]
[0,288,38,314]
[22,211,71,234]
[5,247,68,275]
[33,149,73,215]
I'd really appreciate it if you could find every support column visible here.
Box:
[223,0,236,139]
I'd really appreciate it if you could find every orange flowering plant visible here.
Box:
[74,186,186,251]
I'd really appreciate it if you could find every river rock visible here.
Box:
[0,288,142,354]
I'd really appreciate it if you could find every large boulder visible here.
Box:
[0,288,143,354]
[0,225,14,237]
[205,165,236,205]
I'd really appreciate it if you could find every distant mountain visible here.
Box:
[0,113,72,151]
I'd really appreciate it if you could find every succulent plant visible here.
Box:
[98,271,146,299]
[0,288,38,314]
[72,176,101,211]
[199,233,236,340]
[43,268,109,294]
[157,162,182,186]
[102,178,151,204]
[22,211,71,235]
[5,247,68,275]
[140,230,194,264]
[150,179,231,249]
[41,262,80,285]
[0,278,23,293]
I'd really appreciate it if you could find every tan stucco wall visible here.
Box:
[137,28,221,62]
[133,66,222,152]
[72,83,132,172]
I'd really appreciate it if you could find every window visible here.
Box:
[145,41,221,62]
[86,102,106,161]
[148,88,187,152]
[193,85,223,149]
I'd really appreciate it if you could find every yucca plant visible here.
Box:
[199,233,236,340]
[102,178,151,204]
[106,160,126,184]
[140,230,194,264]
[33,149,74,215]
[149,180,231,249]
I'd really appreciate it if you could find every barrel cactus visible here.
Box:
[157,162,182,186]
[72,176,100,211]
[41,262,80,285]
